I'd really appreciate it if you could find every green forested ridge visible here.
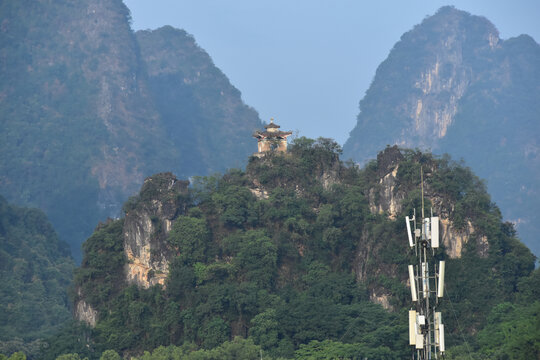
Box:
[39,140,536,359]
[0,196,75,358]
[0,0,262,262]
[342,6,540,258]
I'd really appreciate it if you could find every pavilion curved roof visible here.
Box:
[253,130,293,139]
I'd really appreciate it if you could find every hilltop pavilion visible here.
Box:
[252,119,292,157]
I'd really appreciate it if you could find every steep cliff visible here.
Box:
[70,141,534,357]
[342,6,540,257]
[123,173,189,288]
[0,1,262,261]
[367,146,489,259]
[0,0,174,262]
[74,173,188,325]
[136,26,263,178]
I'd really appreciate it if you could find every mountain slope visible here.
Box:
[136,26,263,177]
[342,6,540,256]
[0,1,262,261]
[0,196,74,357]
[54,142,535,359]
[0,0,173,262]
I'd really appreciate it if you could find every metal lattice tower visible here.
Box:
[405,168,446,359]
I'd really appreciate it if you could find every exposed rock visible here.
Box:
[317,166,341,190]
[440,218,470,258]
[343,6,540,257]
[74,287,98,327]
[369,166,403,219]
[440,218,489,258]
[370,291,393,311]
[123,173,188,288]
[368,146,406,219]
[249,179,269,200]
[375,145,404,178]
[353,230,372,282]
[368,147,489,258]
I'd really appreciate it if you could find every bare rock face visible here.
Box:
[439,218,488,258]
[368,146,406,219]
[74,296,98,327]
[123,173,188,288]
[343,6,540,257]
[343,6,501,161]
[368,166,402,219]
[368,147,489,259]
[370,291,393,311]
[317,164,341,190]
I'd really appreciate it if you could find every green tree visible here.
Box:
[99,350,120,360]
[249,309,279,350]
[168,216,211,264]
[199,317,229,350]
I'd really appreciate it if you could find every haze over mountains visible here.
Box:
[0,1,539,359]
[0,0,262,261]
[0,2,538,264]
[343,6,540,256]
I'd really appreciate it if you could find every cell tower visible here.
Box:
[406,168,446,359]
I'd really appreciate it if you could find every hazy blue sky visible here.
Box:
[124,1,539,145]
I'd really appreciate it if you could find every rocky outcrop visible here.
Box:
[370,291,393,311]
[316,165,341,190]
[368,147,489,259]
[368,146,405,219]
[123,173,189,288]
[74,299,98,327]
[249,178,269,200]
[439,218,488,258]
[368,166,403,219]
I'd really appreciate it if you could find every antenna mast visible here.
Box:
[405,166,445,359]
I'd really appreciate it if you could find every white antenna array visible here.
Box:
[406,167,446,359]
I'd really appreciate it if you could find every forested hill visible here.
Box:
[0,196,75,358]
[41,140,538,359]
[342,6,540,257]
[0,0,262,262]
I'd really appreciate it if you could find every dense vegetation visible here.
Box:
[38,140,535,359]
[342,6,540,257]
[0,197,75,358]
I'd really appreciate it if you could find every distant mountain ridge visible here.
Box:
[0,0,262,260]
[343,6,540,256]
[136,26,262,177]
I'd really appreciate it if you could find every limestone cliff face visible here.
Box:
[343,6,540,257]
[74,288,98,327]
[368,147,405,219]
[123,173,189,288]
[0,0,262,262]
[74,173,188,326]
[67,0,169,213]
[367,147,489,259]
[343,6,500,160]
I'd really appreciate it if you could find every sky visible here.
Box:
[124,1,540,145]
